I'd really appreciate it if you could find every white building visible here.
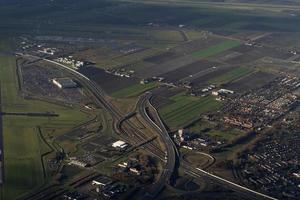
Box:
[129,167,141,175]
[212,91,219,96]
[92,176,113,187]
[69,160,87,168]
[52,78,78,89]
[118,162,128,168]
[112,140,128,149]
[178,129,188,142]
[212,89,234,96]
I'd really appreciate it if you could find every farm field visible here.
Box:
[188,120,246,142]
[0,46,91,199]
[78,66,139,94]
[191,66,233,86]
[111,82,158,98]
[158,93,222,129]
[160,59,220,83]
[143,51,181,64]
[225,71,277,92]
[256,32,300,49]
[3,0,300,39]
[96,48,163,69]
[1,123,47,199]
[172,36,226,55]
[1,0,300,199]
[192,40,241,58]
[135,55,201,78]
[207,67,254,85]
[207,129,245,142]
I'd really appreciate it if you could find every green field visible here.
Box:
[2,124,46,198]
[111,82,157,98]
[208,129,245,141]
[0,44,91,199]
[192,40,241,58]
[208,67,254,85]
[159,93,222,128]
[189,120,245,142]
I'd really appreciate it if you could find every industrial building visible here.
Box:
[69,160,88,168]
[52,78,78,89]
[112,140,128,149]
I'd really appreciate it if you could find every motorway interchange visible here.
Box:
[21,54,278,200]
[2,1,300,199]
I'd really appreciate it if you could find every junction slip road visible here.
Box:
[138,93,278,200]
[20,54,278,200]
[137,93,178,199]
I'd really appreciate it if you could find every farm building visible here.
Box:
[52,78,78,89]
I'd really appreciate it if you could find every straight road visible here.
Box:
[184,165,278,200]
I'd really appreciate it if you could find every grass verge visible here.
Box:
[0,44,91,199]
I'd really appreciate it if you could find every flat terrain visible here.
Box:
[0,0,299,199]
[192,40,241,58]
[111,82,158,98]
[160,59,221,83]
[78,66,139,94]
[0,42,91,199]
[207,67,254,85]
[188,121,246,142]
[225,71,277,92]
[158,93,222,128]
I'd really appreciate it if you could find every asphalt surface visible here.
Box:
[30,56,170,198]
[140,91,277,200]
[22,54,278,200]
[137,94,178,199]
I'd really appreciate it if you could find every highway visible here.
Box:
[195,168,277,200]
[184,165,278,200]
[137,93,178,199]
[20,54,172,197]
[137,93,277,200]
[42,57,169,159]
[20,54,278,200]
